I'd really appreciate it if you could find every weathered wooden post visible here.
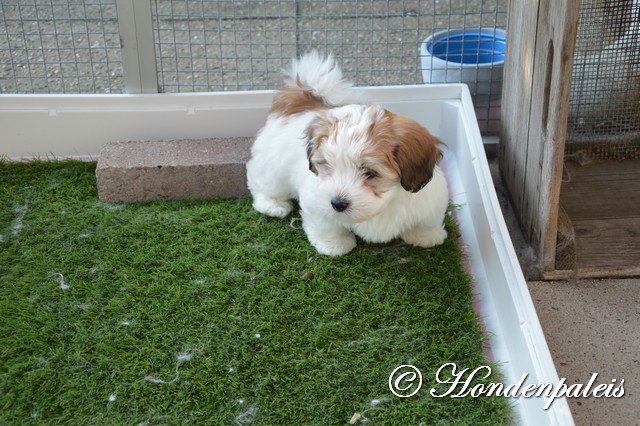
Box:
[499,0,581,279]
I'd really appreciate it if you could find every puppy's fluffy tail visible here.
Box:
[284,51,363,107]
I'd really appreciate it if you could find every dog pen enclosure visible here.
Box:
[1,0,639,421]
[2,0,639,278]
[500,0,640,279]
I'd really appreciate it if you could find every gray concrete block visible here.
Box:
[96,138,252,202]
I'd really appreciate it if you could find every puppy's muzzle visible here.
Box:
[331,197,350,212]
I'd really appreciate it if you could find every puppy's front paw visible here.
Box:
[252,194,293,219]
[310,233,357,256]
[402,226,447,248]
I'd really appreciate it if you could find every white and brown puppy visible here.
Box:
[246,51,449,255]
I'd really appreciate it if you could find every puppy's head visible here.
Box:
[305,104,442,222]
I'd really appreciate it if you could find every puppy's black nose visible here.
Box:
[331,197,350,212]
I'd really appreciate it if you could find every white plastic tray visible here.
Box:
[0,85,573,425]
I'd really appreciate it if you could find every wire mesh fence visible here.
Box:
[567,0,640,158]
[150,0,507,92]
[1,0,507,91]
[2,0,507,134]
[0,0,123,94]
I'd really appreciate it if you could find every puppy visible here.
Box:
[246,51,449,256]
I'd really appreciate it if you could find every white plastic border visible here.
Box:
[0,85,573,425]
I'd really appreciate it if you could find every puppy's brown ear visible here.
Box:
[389,113,443,193]
[304,115,332,175]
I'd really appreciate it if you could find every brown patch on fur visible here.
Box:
[371,110,443,192]
[358,150,402,198]
[360,133,401,180]
[270,77,330,118]
[305,114,333,174]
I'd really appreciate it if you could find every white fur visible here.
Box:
[246,52,449,256]
[284,50,365,107]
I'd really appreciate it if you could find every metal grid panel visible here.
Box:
[568,0,640,146]
[0,0,123,94]
[0,0,508,93]
[151,1,295,92]
[1,0,507,134]
[151,0,507,92]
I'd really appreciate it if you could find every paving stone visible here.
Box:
[96,138,252,202]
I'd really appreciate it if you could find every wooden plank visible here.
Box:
[562,181,640,220]
[564,158,640,179]
[499,0,539,241]
[499,0,581,276]
[557,158,640,277]
[529,0,581,274]
[561,160,640,220]
[543,264,640,279]
[573,217,640,271]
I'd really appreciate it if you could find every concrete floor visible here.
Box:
[528,279,640,426]
[488,153,640,426]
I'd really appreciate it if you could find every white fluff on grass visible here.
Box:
[234,405,258,425]
[51,273,70,290]
[11,203,28,237]
[144,352,193,385]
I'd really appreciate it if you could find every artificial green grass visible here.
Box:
[0,160,512,425]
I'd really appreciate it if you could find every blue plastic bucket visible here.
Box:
[421,28,506,96]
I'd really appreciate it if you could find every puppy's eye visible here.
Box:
[315,160,329,170]
[313,160,331,174]
[363,169,379,179]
